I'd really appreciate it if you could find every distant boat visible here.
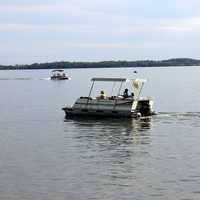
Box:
[62,77,155,118]
[50,69,69,80]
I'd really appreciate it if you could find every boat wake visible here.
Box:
[0,77,69,81]
[158,112,200,118]
[154,112,200,127]
[0,76,71,80]
[39,77,51,80]
[0,77,33,80]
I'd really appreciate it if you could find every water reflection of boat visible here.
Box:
[62,77,155,118]
[50,69,69,80]
[64,117,152,147]
[65,117,151,133]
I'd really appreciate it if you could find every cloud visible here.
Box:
[160,18,200,33]
[0,1,122,16]
[1,0,199,19]
[2,16,200,36]
[1,0,200,64]
[0,23,89,33]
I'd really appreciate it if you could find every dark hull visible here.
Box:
[62,97,155,119]
[62,107,145,119]
[51,76,69,80]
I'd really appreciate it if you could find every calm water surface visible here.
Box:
[0,67,200,200]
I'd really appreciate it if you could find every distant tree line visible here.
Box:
[1,58,200,70]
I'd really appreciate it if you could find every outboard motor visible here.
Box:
[136,100,151,116]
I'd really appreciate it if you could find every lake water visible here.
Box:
[1,67,200,200]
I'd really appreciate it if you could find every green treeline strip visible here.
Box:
[1,58,200,70]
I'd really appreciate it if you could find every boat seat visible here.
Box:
[108,96,116,100]
[80,96,92,100]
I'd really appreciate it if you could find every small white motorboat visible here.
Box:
[50,69,69,80]
[62,77,155,118]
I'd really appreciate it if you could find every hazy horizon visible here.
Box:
[1,57,200,67]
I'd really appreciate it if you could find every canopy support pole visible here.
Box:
[113,81,123,110]
[137,82,144,99]
[86,80,95,108]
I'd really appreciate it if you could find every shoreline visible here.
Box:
[1,58,200,70]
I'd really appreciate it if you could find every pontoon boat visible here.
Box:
[62,77,155,118]
[50,69,69,80]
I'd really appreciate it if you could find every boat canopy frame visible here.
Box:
[51,69,65,72]
[88,77,147,99]
[89,78,125,98]
[91,77,128,82]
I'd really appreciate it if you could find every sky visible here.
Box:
[1,0,200,65]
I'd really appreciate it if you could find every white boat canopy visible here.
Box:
[52,69,65,72]
[91,77,128,82]
[91,77,146,83]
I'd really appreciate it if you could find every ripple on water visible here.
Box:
[154,112,200,128]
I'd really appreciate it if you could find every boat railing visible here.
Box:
[80,96,93,100]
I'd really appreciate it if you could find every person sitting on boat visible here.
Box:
[123,88,129,98]
[99,90,106,99]
[123,89,134,99]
